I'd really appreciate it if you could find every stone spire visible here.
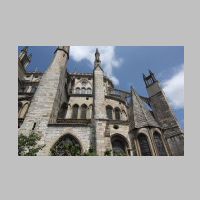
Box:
[95,48,100,62]
[94,48,103,71]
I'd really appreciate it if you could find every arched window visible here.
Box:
[24,86,29,93]
[81,104,87,119]
[154,132,167,156]
[51,134,82,156]
[138,134,152,156]
[30,86,37,93]
[111,134,129,156]
[18,102,22,117]
[81,87,86,94]
[58,103,67,119]
[19,103,29,118]
[71,104,79,119]
[106,105,113,120]
[76,87,80,94]
[87,88,92,94]
[115,107,121,120]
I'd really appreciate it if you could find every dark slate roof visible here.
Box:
[130,89,160,128]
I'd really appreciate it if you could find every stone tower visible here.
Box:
[18,46,32,70]
[93,48,107,155]
[143,70,184,155]
[18,46,32,81]
[18,46,70,153]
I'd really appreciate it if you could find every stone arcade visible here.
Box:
[18,46,184,156]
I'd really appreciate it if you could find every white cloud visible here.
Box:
[163,65,184,109]
[70,46,122,85]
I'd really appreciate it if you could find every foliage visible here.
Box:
[51,143,81,156]
[82,148,97,156]
[104,149,112,156]
[18,132,45,156]
[113,151,127,156]
[51,144,98,156]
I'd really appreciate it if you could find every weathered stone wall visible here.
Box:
[146,80,184,156]
[18,47,70,147]
[130,127,169,156]
[105,98,128,119]
[66,96,93,119]
[18,48,184,156]
[39,126,92,155]
[166,134,184,156]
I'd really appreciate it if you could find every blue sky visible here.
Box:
[18,46,184,128]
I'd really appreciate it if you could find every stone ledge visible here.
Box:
[69,93,93,97]
[48,118,92,127]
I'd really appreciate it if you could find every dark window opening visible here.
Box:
[71,105,79,119]
[81,87,86,94]
[58,103,67,119]
[138,134,152,156]
[115,108,121,120]
[106,106,113,120]
[51,134,82,156]
[111,135,128,156]
[81,104,87,119]
[154,132,167,156]
[31,86,37,93]
[76,87,80,94]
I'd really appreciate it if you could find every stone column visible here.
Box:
[93,49,107,156]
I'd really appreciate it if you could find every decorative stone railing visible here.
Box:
[52,118,92,126]
[68,89,93,96]
[106,88,130,102]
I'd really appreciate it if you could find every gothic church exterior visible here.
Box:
[18,46,184,156]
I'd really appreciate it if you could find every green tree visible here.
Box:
[104,149,112,156]
[51,143,82,156]
[18,132,45,156]
[82,148,97,156]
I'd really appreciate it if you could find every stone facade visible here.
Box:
[18,46,184,156]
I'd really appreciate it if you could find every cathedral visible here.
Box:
[18,46,184,156]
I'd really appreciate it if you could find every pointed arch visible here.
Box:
[138,133,152,156]
[111,134,129,156]
[58,103,67,119]
[114,107,121,120]
[106,105,113,120]
[18,102,23,117]
[71,104,79,119]
[30,86,37,93]
[81,87,86,94]
[75,87,80,94]
[80,104,87,119]
[87,87,92,94]
[153,132,167,156]
[50,134,82,156]
[19,103,29,118]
